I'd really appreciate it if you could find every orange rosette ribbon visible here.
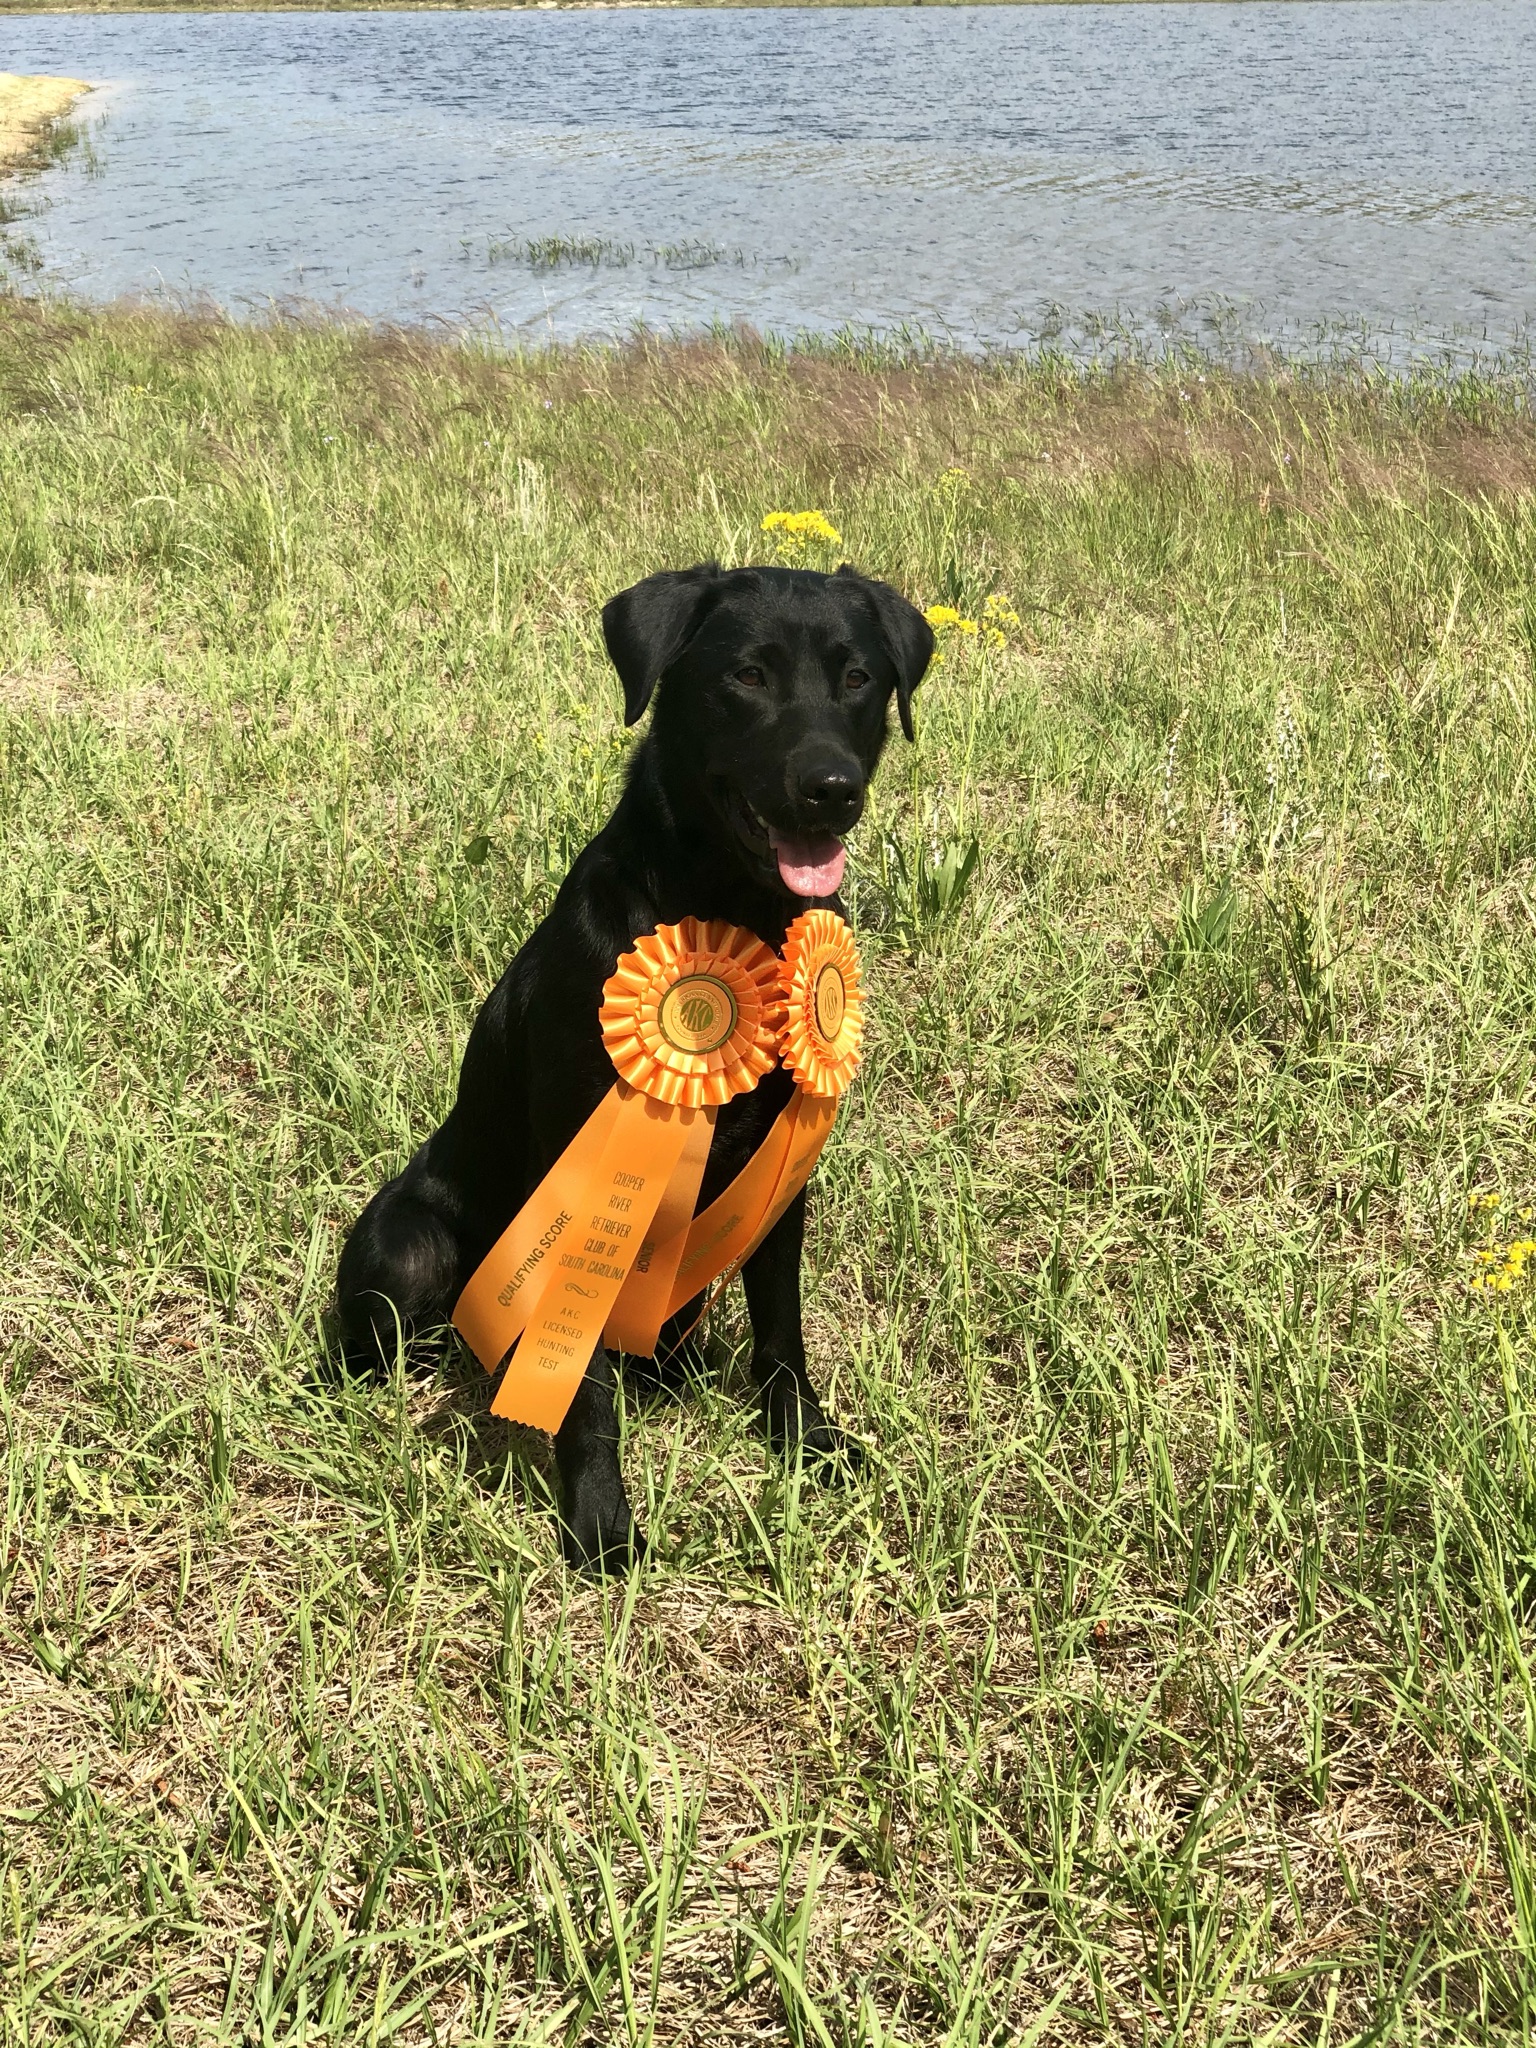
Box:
[453,911,865,1433]
[600,917,782,1106]
[780,907,864,1099]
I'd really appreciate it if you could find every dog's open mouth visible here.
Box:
[726,793,847,898]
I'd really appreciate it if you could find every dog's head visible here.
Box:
[602,563,933,899]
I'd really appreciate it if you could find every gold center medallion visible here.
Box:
[812,964,846,1044]
[657,973,738,1055]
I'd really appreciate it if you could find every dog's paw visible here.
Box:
[796,1419,868,1480]
[758,1381,866,1479]
[559,1489,647,1577]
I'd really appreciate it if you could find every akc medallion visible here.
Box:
[657,973,739,1055]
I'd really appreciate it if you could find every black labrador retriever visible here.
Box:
[333,561,933,1570]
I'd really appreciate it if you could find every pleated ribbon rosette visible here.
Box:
[453,910,865,1432]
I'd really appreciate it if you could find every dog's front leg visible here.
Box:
[554,1344,644,1573]
[742,1190,860,1469]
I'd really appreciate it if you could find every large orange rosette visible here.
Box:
[599,918,782,1106]
[453,920,780,1431]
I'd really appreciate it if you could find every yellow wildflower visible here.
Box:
[1468,1215,1536,1300]
[761,509,842,552]
[923,592,1022,654]
[925,603,980,635]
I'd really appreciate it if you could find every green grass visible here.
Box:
[3,299,1536,2042]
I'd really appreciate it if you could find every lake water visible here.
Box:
[3,2,1533,364]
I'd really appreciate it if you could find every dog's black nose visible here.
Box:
[793,759,865,831]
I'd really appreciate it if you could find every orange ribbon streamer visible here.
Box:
[452,909,864,1432]
[452,1083,625,1381]
[488,1087,698,1431]
[660,1090,837,1323]
[601,1104,714,1355]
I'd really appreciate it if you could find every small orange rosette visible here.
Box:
[780,907,864,1099]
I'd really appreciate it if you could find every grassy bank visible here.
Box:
[3,300,1536,2043]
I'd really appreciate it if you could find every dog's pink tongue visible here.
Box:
[771,831,846,897]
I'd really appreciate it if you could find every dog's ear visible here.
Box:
[838,565,934,742]
[602,564,724,726]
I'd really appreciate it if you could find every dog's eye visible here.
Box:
[845,667,871,689]
[734,666,766,688]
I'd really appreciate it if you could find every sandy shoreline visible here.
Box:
[0,73,91,173]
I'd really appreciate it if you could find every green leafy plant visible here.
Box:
[871,828,981,947]
[1150,874,1238,986]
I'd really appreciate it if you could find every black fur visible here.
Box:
[333,562,932,1571]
